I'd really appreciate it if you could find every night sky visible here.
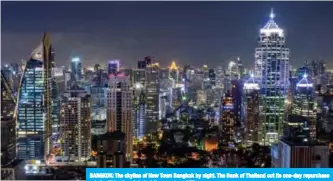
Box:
[2,2,333,68]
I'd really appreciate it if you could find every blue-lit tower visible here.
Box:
[17,33,54,160]
[71,57,82,82]
[292,73,316,141]
[254,10,290,145]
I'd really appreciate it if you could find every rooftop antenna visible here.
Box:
[270,8,275,19]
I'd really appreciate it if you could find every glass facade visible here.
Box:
[17,59,45,159]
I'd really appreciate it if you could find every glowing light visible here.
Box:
[170,61,178,70]
[244,83,260,90]
[228,61,236,68]
[134,83,142,89]
[250,73,254,78]
[270,8,275,19]
[72,57,80,62]
[296,83,313,88]
[303,73,308,78]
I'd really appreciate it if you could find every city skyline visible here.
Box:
[2,2,333,68]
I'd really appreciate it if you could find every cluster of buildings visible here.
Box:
[1,10,332,176]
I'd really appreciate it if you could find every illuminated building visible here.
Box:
[60,84,91,161]
[133,85,146,139]
[108,60,120,75]
[71,57,82,82]
[1,72,16,165]
[292,73,317,141]
[138,56,152,69]
[146,63,160,133]
[107,73,133,162]
[231,79,243,143]
[17,33,53,160]
[271,115,328,168]
[243,74,260,145]
[215,66,225,89]
[169,61,179,86]
[254,10,290,145]
[204,133,219,152]
[208,69,216,86]
[132,69,146,87]
[91,108,107,135]
[220,91,236,147]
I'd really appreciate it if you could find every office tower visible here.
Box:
[208,69,216,86]
[146,63,160,133]
[138,56,152,69]
[107,73,133,161]
[169,61,179,86]
[292,73,317,141]
[231,79,243,143]
[133,89,146,139]
[108,60,120,75]
[71,57,82,82]
[17,33,53,160]
[1,66,14,91]
[220,91,236,147]
[243,75,260,145]
[132,69,146,87]
[60,84,91,161]
[91,108,107,135]
[271,115,328,168]
[95,131,126,168]
[237,57,244,77]
[1,72,16,165]
[215,66,225,89]
[254,10,290,145]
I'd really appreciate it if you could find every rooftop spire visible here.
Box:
[270,8,275,19]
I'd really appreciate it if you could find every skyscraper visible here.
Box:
[108,60,120,75]
[60,84,91,162]
[146,63,160,133]
[254,10,290,145]
[243,75,260,145]
[1,72,16,165]
[17,33,54,160]
[220,91,236,147]
[133,89,146,139]
[292,73,317,141]
[107,73,133,162]
[71,57,82,82]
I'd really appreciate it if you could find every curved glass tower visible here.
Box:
[17,33,54,160]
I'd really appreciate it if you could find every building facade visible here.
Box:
[60,85,91,161]
[107,73,133,161]
[254,10,290,145]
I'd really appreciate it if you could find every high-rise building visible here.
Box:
[107,73,133,161]
[220,91,236,147]
[169,61,179,86]
[71,57,82,82]
[208,69,216,86]
[1,72,17,165]
[133,89,146,139]
[132,69,146,87]
[271,115,328,168]
[146,63,160,133]
[292,73,317,141]
[243,75,260,146]
[17,33,54,160]
[137,56,152,69]
[60,84,91,161]
[108,60,120,75]
[254,10,290,145]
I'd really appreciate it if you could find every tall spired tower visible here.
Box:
[254,10,290,145]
